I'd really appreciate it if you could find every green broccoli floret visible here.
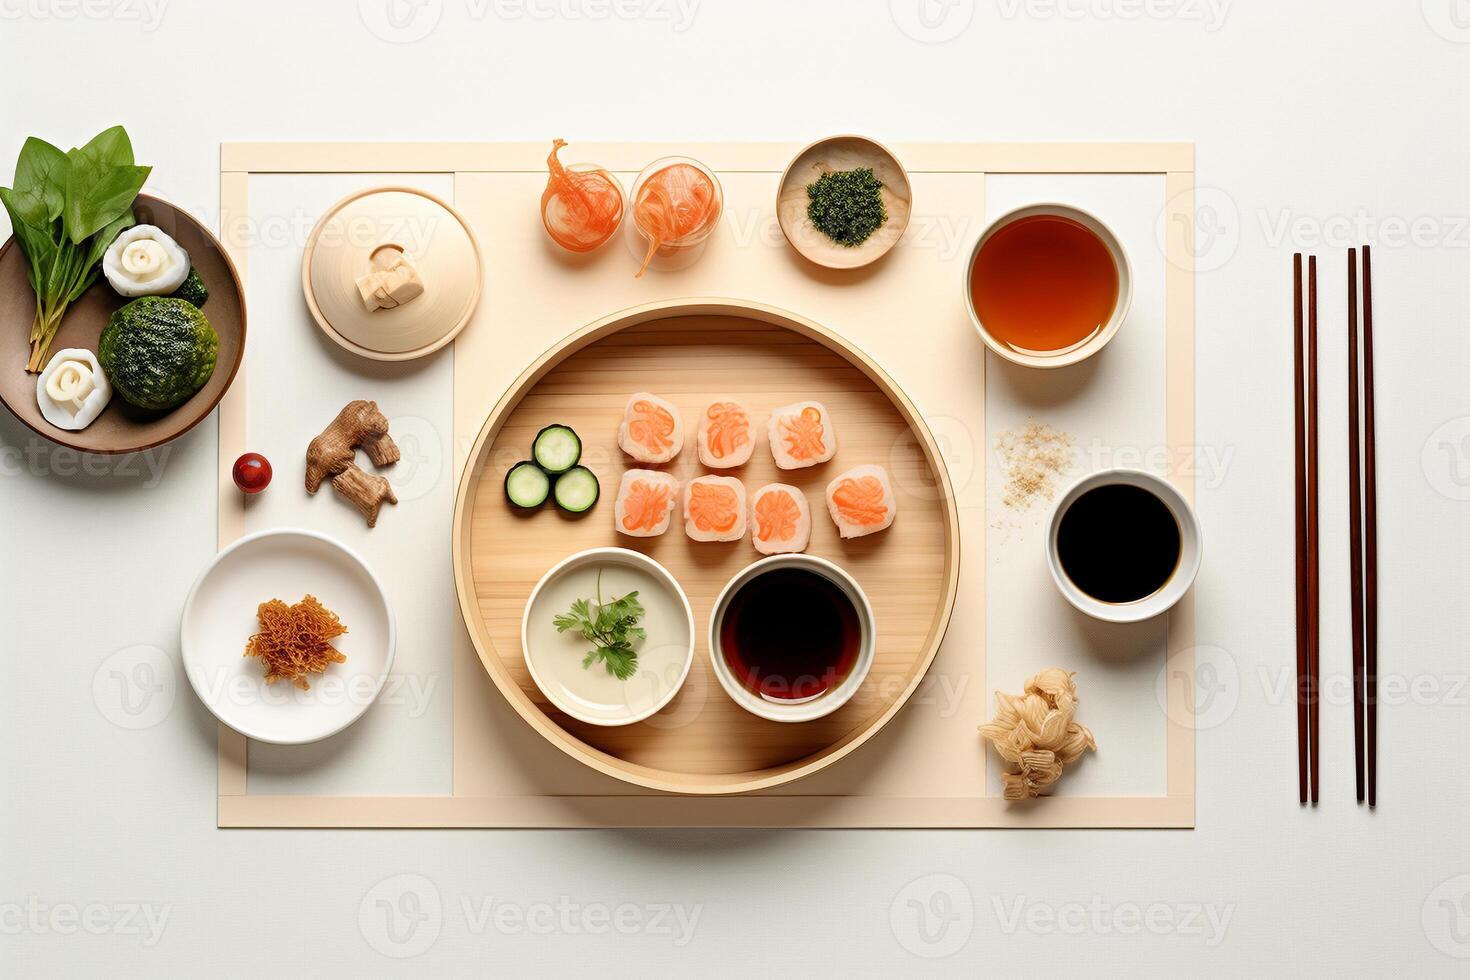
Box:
[168,267,209,308]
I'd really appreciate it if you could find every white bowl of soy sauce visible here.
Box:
[1046,469,1202,623]
[708,554,876,723]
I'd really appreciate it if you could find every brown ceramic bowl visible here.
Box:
[0,194,245,454]
[776,135,912,270]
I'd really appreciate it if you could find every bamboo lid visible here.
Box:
[302,187,481,360]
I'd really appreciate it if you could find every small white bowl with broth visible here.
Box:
[1045,469,1202,623]
[521,548,695,726]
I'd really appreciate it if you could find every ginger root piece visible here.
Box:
[305,400,398,493]
[978,667,1097,801]
[331,464,397,528]
[362,430,401,468]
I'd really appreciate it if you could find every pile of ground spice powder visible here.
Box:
[995,421,1074,510]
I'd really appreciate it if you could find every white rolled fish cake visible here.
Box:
[749,483,812,555]
[767,400,836,470]
[683,475,747,543]
[696,400,757,468]
[614,469,679,537]
[825,464,896,538]
[617,391,683,464]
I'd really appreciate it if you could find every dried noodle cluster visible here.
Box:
[244,595,348,690]
[979,668,1097,800]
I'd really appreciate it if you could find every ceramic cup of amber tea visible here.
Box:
[964,203,1132,369]
[708,554,876,722]
[1045,469,1202,623]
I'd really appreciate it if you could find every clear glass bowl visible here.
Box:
[630,155,724,253]
[541,162,625,253]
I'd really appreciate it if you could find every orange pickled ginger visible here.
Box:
[541,139,624,253]
[632,162,720,277]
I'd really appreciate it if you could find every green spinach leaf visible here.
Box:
[9,137,68,227]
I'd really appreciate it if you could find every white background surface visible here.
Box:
[3,1,1469,975]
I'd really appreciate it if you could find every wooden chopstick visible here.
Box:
[1292,254,1308,805]
[1347,248,1366,803]
[1307,255,1320,806]
[1362,245,1377,807]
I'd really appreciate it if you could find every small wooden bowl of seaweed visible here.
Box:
[777,135,912,271]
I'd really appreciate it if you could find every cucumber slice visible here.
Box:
[532,424,582,475]
[505,461,551,509]
[553,466,600,514]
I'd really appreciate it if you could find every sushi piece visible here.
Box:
[696,400,756,469]
[825,464,896,538]
[614,469,679,537]
[750,483,811,555]
[683,475,747,542]
[768,400,836,470]
[617,392,683,463]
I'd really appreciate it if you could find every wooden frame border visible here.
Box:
[217,142,1195,828]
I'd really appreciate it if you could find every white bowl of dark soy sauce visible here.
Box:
[708,554,876,723]
[1046,469,1202,623]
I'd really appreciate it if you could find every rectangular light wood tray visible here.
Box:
[216,141,1196,828]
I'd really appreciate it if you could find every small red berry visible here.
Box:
[233,452,272,494]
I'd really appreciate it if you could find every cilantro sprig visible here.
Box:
[552,570,646,680]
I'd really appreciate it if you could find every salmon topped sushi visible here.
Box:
[614,469,679,537]
[617,392,683,464]
[683,475,747,542]
[768,401,836,469]
[697,400,756,469]
[825,464,896,538]
[750,483,811,555]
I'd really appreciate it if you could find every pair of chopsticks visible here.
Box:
[1348,246,1378,807]
[1292,248,1377,807]
[1292,255,1319,804]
